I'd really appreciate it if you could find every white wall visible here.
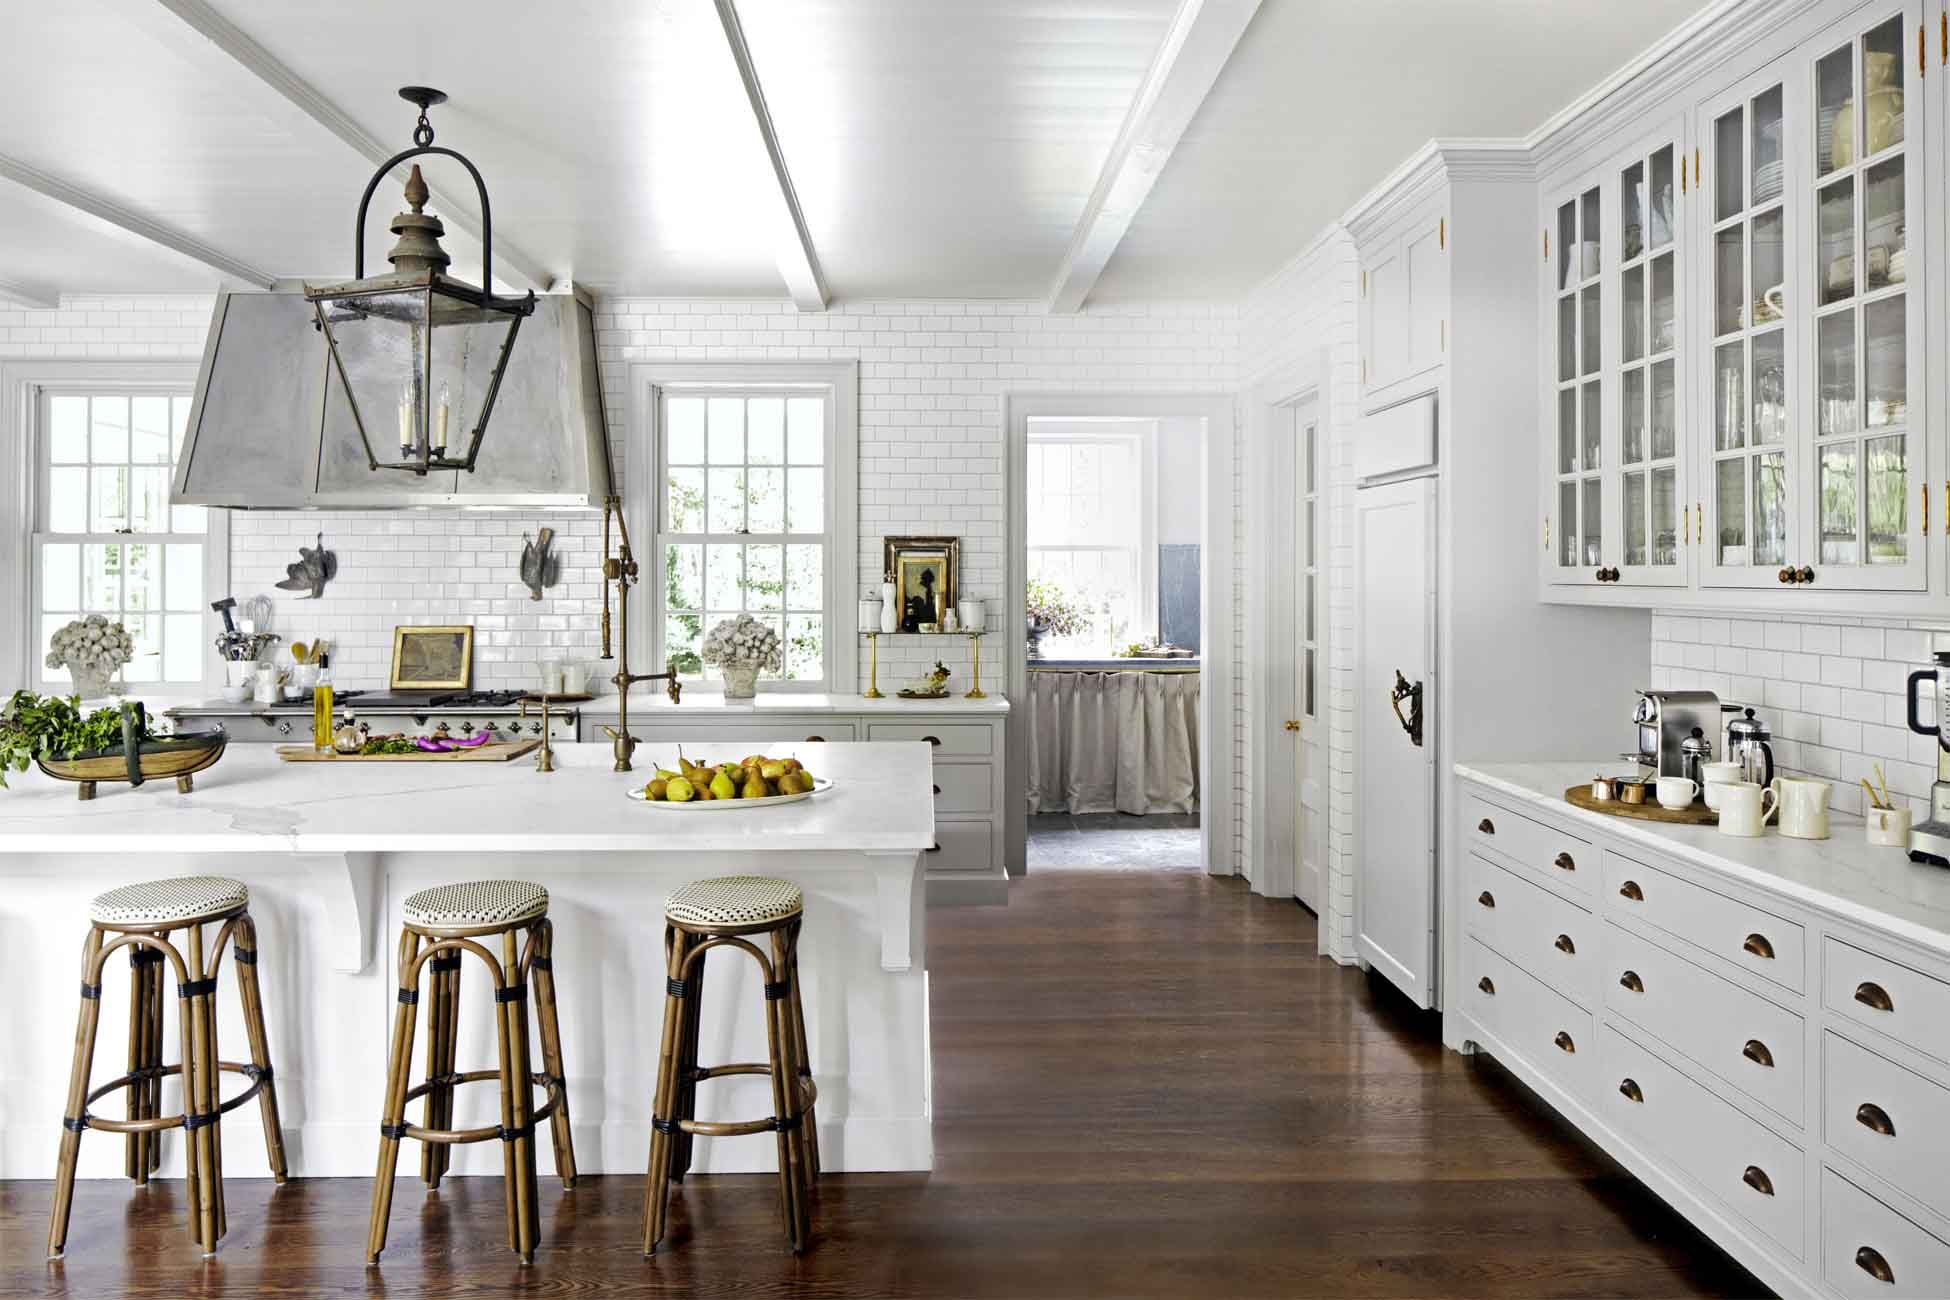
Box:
[1155,415,1203,547]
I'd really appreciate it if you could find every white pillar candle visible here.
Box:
[434,382,451,452]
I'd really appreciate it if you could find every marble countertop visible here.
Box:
[0,742,936,856]
[1457,761,1950,958]
[580,691,1009,716]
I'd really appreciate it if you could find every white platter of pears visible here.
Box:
[628,751,830,810]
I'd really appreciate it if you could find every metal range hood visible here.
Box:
[170,289,614,509]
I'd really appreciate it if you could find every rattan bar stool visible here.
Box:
[47,875,287,1259]
[644,875,818,1256]
[366,879,576,1266]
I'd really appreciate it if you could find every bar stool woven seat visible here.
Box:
[403,879,548,928]
[665,876,803,928]
[87,876,248,926]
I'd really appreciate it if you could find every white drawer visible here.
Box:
[626,721,859,745]
[931,761,992,814]
[1823,1167,1950,1298]
[926,820,994,873]
[1604,851,1804,995]
[867,723,992,756]
[1462,790,1592,900]
[1824,938,1950,1068]
[1824,1032,1950,1220]
[1604,923,1804,1126]
[1465,852,1599,1010]
[1464,937,1594,1102]
[1600,1024,1805,1258]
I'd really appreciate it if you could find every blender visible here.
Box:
[1904,652,1950,865]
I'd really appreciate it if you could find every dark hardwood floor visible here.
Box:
[2,863,1766,1298]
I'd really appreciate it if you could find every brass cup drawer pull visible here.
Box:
[1741,1165,1775,1197]
[1553,851,1576,871]
[1856,1245,1895,1284]
[1553,1030,1576,1054]
[1477,976,1495,995]
[804,734,826,742]
[1618,1077,1644,1103]
[1478,817,1495,834]
[1857,1102,1896,1137]
[1619,880,1644,901]
[1553,933,1576,955]
[1742,933,1775,960]
[1478,891,1495,908]
[922,735,942,747]
[1619,970,1644,993]
[1741,1039,1774,1068]
[932,784,941,795]
[1855,981,1895,1013]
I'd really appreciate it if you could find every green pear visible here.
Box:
[741,771,769,799]
[709,769,738,801]
[664,776,694,802]
[645,777,668,800]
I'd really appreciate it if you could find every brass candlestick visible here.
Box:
[863,631,884,699]
[964,630,987,699]
[598,494,683,773]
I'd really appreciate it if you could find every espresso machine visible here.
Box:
[1904,652,1950,866]
[1631,690,1721,778]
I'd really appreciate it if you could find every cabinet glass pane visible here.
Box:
[1820,443,1859,563]
[1864,18,1906,154]
[1751,85,1783,205]
[1580,382,1601,471]
[1752,330,1786,444]
[1716,458,1746,562]
[1622,161,1645,262]
[1818,311,1858,437]
[1714,342,1745,450]
[1622,264,1645,363]
[1650,359,1676,459]
[1581,478,1602,567]
[1558,481,1578,566]
[1818,175,1855,305]
[1753,452,1787,566]
[1817,43,1852,176]
[1579,284,1600,375]
[1715,109,1744,221]
[1579,187,1600,276]
[1866,433,1907,563]
[1621,369,1645,464]
[1624,472,1647,566]
[1557,387,1577,473]
[1651,465,1678,565]
[1752,207,1784,317]
[1865,295,1906,427]
[1865,157,1905,288]
[1650,253,1675,353]
[1715,225,1744,335]
[1557,295,1576,381]
[1649,146,1675,249]
[1557,201,1575,293]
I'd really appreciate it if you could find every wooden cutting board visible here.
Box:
[1564,784,1716,825]
[275,740,542,763]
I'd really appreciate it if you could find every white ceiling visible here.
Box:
[0,0,1716,307]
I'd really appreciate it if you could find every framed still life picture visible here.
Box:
[390,625,475,691]
[884,536,959,633]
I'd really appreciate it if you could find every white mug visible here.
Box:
[1717,782,1778,837]
[1700,761,1744,810]
[1654,775,1698,811]
[1771,776,1832,840]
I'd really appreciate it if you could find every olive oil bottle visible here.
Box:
[312,653,334,753]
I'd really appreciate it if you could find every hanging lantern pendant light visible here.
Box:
[305,87,536,477]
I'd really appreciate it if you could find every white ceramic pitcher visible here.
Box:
[1770,776,1832,840]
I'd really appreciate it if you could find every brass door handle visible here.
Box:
[1742,1165,1775,1197]
[1742,933,1775,960]
[1742,1039,1774,1068]
[1477,976,1495,995]
[1855,981,1894,1012]
[1554,934,1576,954]
[1857,1102,1896,1137]
[1856,1246,1894,1284]
[1389,670,1424,747]
[1619,970,1644,993]
[1554,1030,1576,1054]
[1284,720,1301,731]
[1478,891,1495,908]
[1619,880,1644,901]
[1618,1078,1643,1103]
[1478,818,1495,834]
[1554,851,1576,871]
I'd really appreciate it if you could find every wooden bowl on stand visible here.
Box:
[34,703,227,800]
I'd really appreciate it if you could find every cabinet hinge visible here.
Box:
[1440,319,1446,352]
[1361,269,1367,296]
[1921,22,1927,76]
[1924,482,1930,536]
[1439,217,1445,250]
[1544,516,1550,550]
[1681,504,1689,546]
[1361,356,1367,384]
[1696,502,1703,545]
[1694,148,1701,187]
[1941,10,1946,64]
[1543,228,1549,262]
[1680,158,1687,195]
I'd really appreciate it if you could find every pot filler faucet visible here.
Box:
[599,493,682,772]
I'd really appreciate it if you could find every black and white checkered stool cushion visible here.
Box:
[89,876,249,926]
[666,876,803,927]
[404,879,549,928]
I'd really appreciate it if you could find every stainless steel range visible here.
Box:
[165,690,580,744]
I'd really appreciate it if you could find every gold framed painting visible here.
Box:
[389,625,475,690]
[884,536,959,633]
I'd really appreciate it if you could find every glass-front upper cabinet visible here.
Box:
[1548,178,1606,583]
[1616,135,1687,585]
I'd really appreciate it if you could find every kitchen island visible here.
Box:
[0,741,935,1180]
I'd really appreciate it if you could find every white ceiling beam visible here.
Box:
[0,275,61,310]
[0,153,275,289]
[1045,0,1262,314]
[712,0,829,312]
[128,0,554,294]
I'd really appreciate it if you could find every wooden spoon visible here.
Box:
[289,640,309,663]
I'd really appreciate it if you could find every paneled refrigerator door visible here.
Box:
[1544,168,1610,586]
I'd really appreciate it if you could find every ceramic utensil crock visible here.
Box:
[1866,805,1913,848]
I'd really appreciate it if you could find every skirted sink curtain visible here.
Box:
[1025,669,1199,815]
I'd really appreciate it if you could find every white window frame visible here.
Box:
[628,361,858,695]
[1026,418,1157,655]
[2,362,226,699]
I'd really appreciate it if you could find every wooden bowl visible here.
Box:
[36,731,227,800]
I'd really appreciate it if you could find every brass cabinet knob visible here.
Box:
[1554,1030,1576,1054]
[1742,1165,1775,1197]
[1619,970,1644,993]
[1855,981,1895,1013]
[1477,976,1496,995]
[1742,933,1775,960]
[1478,891,1496,908]
[1797,566,1815,583]
[1857,1102,1896,1137]
[1619,880,1644,901]
[1618,1077,1644,1103]
[1856,1246,1895,1284]
[1778,567,1795,584]
[1554,851,1576,871]
[1478,818,1495,835]
[1554,934,1576,955]
[1742,1039,1775,1068]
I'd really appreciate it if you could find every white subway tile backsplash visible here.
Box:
[1800,624,1842,655]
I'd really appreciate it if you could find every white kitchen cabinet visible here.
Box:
[1360,201,1446,411]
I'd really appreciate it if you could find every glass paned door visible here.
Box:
[1550,180,1605,581]
[1617,137,1686,583]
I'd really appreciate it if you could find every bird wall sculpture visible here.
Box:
[275,533,337,600]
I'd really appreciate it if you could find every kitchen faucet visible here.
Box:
[598,494,682,772]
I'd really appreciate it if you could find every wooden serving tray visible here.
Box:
[1564,784,1716,825]
[275,740,541,763]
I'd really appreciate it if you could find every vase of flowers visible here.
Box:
[702,614,783,699]
[46,615,133,700]
[1024,579,1088,660]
